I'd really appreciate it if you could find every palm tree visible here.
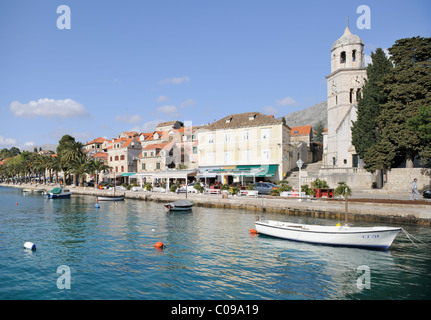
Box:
[61,141,85,186]
[47,155,62,184]
[70,155,90,187]
[88,159,111,188]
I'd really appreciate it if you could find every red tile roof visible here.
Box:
[290,125,312,136]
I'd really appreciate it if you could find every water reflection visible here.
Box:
[1,186,430,300]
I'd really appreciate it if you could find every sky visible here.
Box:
[0,0,430,150]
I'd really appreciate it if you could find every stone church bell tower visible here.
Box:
[325,25,367,168]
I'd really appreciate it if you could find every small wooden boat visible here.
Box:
[164,200,194,211]
[47,187,72,199]
[97,194,125,201]
[255,219,401,250]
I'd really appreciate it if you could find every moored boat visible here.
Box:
[255,219,401,250]
[47,187,71,199]
[164,200,194,211]
[97,194,125,201]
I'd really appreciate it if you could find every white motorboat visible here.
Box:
[97,194,125,201]
[164,200,194,211]
[47,187,72,199]
[255,219,402,250]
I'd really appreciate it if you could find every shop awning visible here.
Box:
[197,165,278,178]
[236,165,278,177]
[121,173,136,177]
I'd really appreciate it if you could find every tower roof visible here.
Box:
[331,26,363,51]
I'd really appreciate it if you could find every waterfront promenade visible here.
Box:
[3,183,430,226]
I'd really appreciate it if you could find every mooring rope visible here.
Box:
[401,228,425,247]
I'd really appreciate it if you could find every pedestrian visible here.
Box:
[410,178,420,200]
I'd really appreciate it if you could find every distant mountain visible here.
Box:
[281,101,327,129]
[21,143,58,153]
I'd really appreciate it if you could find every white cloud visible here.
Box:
[115,114,143,124]
[0,135,18,147]
[139,119,166,133]
[24,141,36,147]
[263,105,278,115]
[155,105,179,117]
[275,96,296,106]
[155,95,169,102]
[180,98,196,108]
[158,76,190,85]
[9,98,88,118]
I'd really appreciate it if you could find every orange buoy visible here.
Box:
[16,202,18,205]
[249,229,258,234]
[154,242,165,249]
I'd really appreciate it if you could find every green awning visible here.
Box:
[121,173,136,177]
[234,165,278,177]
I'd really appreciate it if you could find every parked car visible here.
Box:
[178,182,209,193]
[423,190,431,199]
[255,182,279,194]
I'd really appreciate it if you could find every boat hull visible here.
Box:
[164,205,193,211]
[97,196,125,201]
[49,193,71,199]
[164,200,194,211]
[255,220,401,250]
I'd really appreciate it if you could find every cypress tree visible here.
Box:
[351,48,393,171]
[377,37,431,168]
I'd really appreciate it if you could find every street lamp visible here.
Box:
[296,159,303,198]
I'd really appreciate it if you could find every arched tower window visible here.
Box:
[349,89,353,103]
[340,51,346,64]
[352,50,356,62]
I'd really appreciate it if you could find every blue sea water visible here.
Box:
[0,186,430,300]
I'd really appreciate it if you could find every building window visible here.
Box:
[156,163,160,170]
[350,88,353,103]
[225,132,232,143]
[224,151,232,162]
[208,133,214,144]
[193,146,197,154]
[206,152,214,163]
[242,130,249,141]
[115,166,118,172]
[352,50,356,62]
[142,163,146,170]
[261,129,270,140]
[262,149,270,161]
[242,149,250,161]
[332,157,336,166]
[115,155,119,161]
[356,88,361,101]
[340,51,346,64]
[120,155,125,160]
[110,156,112,161]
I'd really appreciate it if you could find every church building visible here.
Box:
[324,26,367,168]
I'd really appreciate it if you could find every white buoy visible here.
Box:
[24,242,36,251]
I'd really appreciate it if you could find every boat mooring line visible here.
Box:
[401,228,425,247]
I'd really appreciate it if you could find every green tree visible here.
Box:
[351,48,393,170]
[407,105,431,164]
[88,159,111,187]
[313,121,325,143]
[376,37,431,168]
[57,135,85,185]
[70,155,90,187]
